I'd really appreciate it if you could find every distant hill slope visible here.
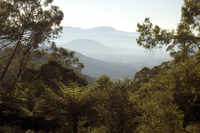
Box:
[63,39,114,54]
[75,52,136,79]
[34,51,136,79]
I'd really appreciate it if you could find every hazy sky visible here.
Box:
[53,0,184,32]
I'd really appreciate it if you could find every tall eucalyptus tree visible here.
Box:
[0,0,63,90]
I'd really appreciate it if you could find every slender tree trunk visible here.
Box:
[0,29,24,83]
[73,113,78,133]
[8,49,31,93]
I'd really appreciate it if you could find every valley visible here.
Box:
[54,26,171,78]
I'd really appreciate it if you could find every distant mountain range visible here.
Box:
[54,26,171,79]
[56,26,139,48]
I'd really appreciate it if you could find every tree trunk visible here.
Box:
[73,113,78,133]
[0,29,24,83]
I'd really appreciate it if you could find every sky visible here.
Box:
[53,0,184,32]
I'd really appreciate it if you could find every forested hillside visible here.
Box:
[0,0,200,133]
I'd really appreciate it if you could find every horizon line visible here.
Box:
[61,25,137,33]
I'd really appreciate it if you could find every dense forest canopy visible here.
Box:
[0,0,200,133]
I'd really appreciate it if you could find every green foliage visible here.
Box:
[0,82,64,132]
[136,0,200,130]
[0,0,63,89]
[0,58,90,132]
[61,85,96,133]
[21,61,88,91]
[137,0,200,62]
[185,123,200,133]
[133,70,184,133]
[0,125,24,133]
[170,56,200,127]
[93,75,138,133]
[49,43,84,71]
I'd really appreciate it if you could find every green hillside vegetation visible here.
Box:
[1,0,200,133]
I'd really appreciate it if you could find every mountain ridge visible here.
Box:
[63,26,136,34]
[56,26,139,49]
[54,26,171,78]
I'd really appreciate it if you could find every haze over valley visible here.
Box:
[55,26,171,78]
